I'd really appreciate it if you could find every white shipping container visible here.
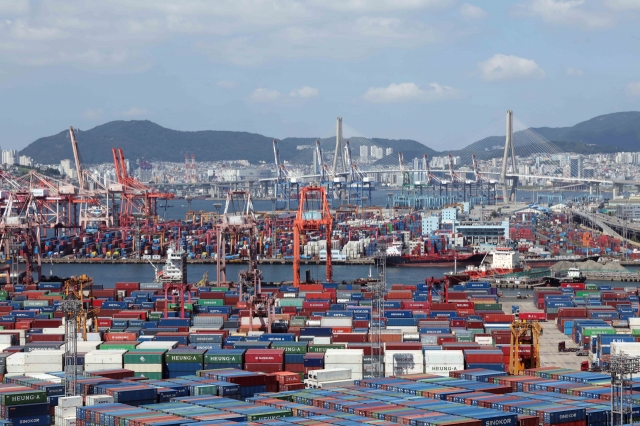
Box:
[313,337,332,345]
[62,418,77,426]
[57,396,83,408]
[629,318,640,326]
[386,326,418,333]
[424,363,464,376]
[137,341,179,350]
[475,336,493,345]
[320,317,353,327]
[85,395,115,405]
[308,368,352,381]
[55,407,77,418]
[424,350,464,365]
[383,350,424,377]
[124,364,163,373]
[305,379,355,389]
[84,363,123,373]
[324,349,363,364]
[611,342,640,355]
[85,350,126,364]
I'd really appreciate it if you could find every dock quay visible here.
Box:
[23,257,375,265]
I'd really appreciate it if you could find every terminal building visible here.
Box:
[453,220,510,245]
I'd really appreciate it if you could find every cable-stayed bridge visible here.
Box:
[257,112,640,209]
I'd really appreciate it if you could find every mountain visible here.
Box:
[17,112,640,166]
[19,121,437,165]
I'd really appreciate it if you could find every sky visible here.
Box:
[1,0,640,152]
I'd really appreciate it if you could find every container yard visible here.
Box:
[0,271,632,425]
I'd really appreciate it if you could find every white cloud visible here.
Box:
[363,82,463,103]
[83,109,103,119]
[566,67,583,76]
[606,0,640,11]
[478,54,546,81]
[517,0,614,29]
[216,80,236,88]
[0,0,29,16]
[0,0,457,69]
[123,107,148,117]
[309,0,455,12]
[289,86,319,98]
[459,3,488,20]
[625,81,640,97]
[249,88,280,103]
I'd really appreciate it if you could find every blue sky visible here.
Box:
[1,0,640,152]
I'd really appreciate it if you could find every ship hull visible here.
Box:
[386,252,486,267]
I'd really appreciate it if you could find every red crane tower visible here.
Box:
[111,148,174,227]
[293,186,333,287]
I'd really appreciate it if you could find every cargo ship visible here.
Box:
[520,253,600,268]
[385,243,487,267]
[445,246,524,283]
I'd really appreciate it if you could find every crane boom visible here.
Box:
[69,127,85,190]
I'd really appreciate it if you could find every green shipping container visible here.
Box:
[308,344,346,353]
[197,299,223,306]
[1,391,47,406]
[134,372,162,380]
[124,349,166,364]
[271,342,308,354]
[278,299,304,307]
[583,327,616,336]
[474,303,502,310]
[0,290,8,300]
[149,312,163,320]
[204,353,243,364]
[99,342,139,350]
[166,351,205,363]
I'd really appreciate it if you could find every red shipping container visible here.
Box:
[384,342,422,351]
[245,363,283,373]
[97,319,113,328]
[519,312,546,321]
[274,372,301,384]
[104,332,138,341]
[280,383,305,391]
[31,319,63,328]
[115,282,140,290]
[245,349,285,363]
[302,302,330,310]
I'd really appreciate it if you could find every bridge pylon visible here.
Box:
[501,110,518,202]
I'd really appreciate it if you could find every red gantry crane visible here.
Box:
[111,147,174,227]
[293,185,333,287]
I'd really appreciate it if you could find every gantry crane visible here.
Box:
[293,186,332,287]
[216,191,262,299]
[509,319,542,375]
[63,275,100,340]
[111,147,174,226]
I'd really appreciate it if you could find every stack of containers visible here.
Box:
[423,350,464,376]
[383,343,424,377]
[464,349,505,371]
[244,349,284,373]
[84,350,126,372]
[54,396,82,426]
[123,349,166,379]
[0,386,49,426]
[203,349,244,370]
[271,341,307,377]
[324,349,363,380]
[6,350,64,374]
[165,349,205,378]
